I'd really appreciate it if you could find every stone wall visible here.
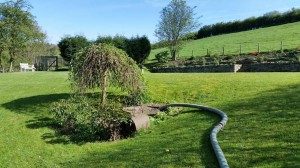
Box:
[150,64,236,73]
[149,63,300,73]
[238,63,300,72]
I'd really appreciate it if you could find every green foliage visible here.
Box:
[151,40,168,50]
[151,33,197,50]
[58,35,90,62]
[212,56,220,65]
[155,0,199,60]
[59,43,146,141]
[0,0,45,72]
[197,8,300,39]
[153,107,183,125]
[155,51,169,63]
[126,36,151,65]
[52,96,131,141]
[96,35,151,65]
[95,35,127,51]
[297,55,300,63]
[95,36,114,44]
[71,43,145,105]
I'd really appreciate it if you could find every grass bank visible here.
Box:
[150,22,300,61]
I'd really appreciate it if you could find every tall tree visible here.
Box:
[58,35,90,62]
[0,20,8,72]
[155,0,199,60]
[126,36,151,66]
[0,0,45,72]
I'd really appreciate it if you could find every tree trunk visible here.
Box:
[170,41,177,61]
[9,50,14,73]
[171,50,176,61]
[0,60,2,73]
[9,61,13,72]
[101,69,109,106]
[0,51,3,73]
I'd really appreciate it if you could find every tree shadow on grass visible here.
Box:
[60,110,220,167]
[1,91,225,167]
[219,84,300,167]
[1,92,137,145]
[1,92,132,116]
[24,116,76,144]
[1,93,70,115]
[1,92,89,144]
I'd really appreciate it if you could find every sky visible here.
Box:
[4,0,299,44]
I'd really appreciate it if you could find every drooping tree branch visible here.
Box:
[71,44,145,106]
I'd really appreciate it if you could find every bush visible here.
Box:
[198,57,206,66]
[126,36,151,66]
[58,35,90,62]
[296,55,300,63]
[155,51,169,63]
[90,104,133,141]
[212,56,220,65]
[95,35,127,51]
[51,96,133,141]
[96,35,151,66]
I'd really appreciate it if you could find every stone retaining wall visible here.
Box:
[150,64,236,73]
[149,63,300,73]
[239,63,300,72]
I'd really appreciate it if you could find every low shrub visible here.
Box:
[212,56,221,65]
[152,107,183,124]
[51,96,133,141]
[296,55,300,63]
[155,51,169,63]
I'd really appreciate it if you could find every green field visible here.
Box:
[0,72,299,167]
[150,22,300,61]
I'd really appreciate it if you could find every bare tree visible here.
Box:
[155,0,199,60]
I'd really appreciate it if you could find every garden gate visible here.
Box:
[35,56,65,71]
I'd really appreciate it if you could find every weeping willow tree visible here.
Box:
[71,43,145,106]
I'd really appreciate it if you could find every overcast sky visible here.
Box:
[5,0,299,44]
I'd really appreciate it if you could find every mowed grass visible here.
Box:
[0,72,299,167]
[149,22,300,60]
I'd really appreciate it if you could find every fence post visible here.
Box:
[280,41,283,53]
[55,56,59,70]
[222,47,225,56]
[257,43,260,53]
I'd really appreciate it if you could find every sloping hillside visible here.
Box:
[150,22,300,61]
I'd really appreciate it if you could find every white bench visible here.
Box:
[20,63,36,72]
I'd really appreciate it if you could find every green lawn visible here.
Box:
[0,72,299,167]
[150,22,300,60]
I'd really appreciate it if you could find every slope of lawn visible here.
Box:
[0,72,299,167]
[150,22,300,60]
